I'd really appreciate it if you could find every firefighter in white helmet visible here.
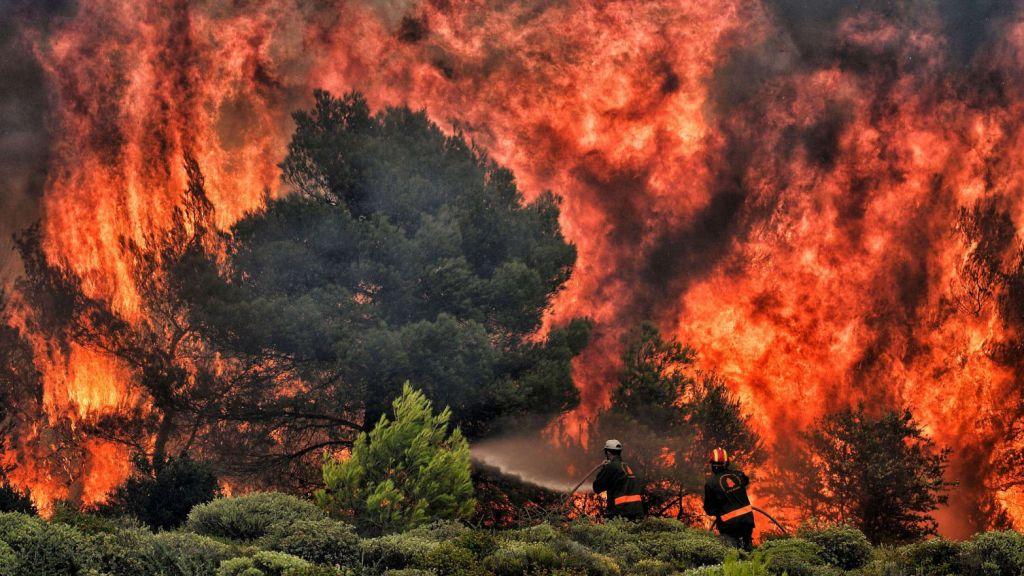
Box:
[592,439,644,520]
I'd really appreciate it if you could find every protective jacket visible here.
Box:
[703,467,755,529]
[593,456,644,519]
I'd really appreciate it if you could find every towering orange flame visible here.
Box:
[6,0,1024,534]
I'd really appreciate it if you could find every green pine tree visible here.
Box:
[315,383,475,534]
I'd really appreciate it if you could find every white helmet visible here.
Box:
[604,439,623,452]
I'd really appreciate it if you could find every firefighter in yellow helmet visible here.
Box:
[592,439,644,520]
[703,448,755,550]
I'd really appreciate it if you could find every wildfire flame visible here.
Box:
[4,0,1024,534]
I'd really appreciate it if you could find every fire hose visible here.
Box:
[564,462,789,536]
[750,505,788,535]
[561,462,607,509]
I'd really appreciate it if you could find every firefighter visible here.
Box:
[592,439,645,520]
[703,447,755,550]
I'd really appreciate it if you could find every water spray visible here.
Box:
[561,461,606,509]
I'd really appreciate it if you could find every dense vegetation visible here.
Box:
[2,498,1024,576]
[0,89,970,574]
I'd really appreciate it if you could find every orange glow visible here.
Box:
[5,0,1024,536]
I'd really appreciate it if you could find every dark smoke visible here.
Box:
[0,1,69,280]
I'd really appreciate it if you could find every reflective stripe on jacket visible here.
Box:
[593,457,644,519]
[703,467,755,527]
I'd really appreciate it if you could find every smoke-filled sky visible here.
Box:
[4,0,1024,536]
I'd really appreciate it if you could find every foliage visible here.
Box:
[766,406,951,544]
[259,518,359,566]
[0,540,13,576]
[959,530,1024,576]
[187,492,324,541]
[85,528,163,576]
[898,537,961,576]
[316,384,474,534]
[10,521,89,576]
[101,456,220,530]
[218,551,312,576]
[180,90,589,486]
[14,160,234,471]
[593,323,763,517]
[360,533,440,571]
[0,482,34,516]
[0,512,42,548]
[758,538,825,576]
[799,525,872,570]
[10,495,1024,576]
[151,531,235,576]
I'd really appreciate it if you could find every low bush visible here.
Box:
[642,531,730,570]
[404,521,473,542]
[959,530,1024,576]
[800,525,872,570]
[857,548,906,576]
[898,537,960,576]
[11,521,89,576]
[218,551,311,576]
[51,502,142,535]
[417,541,481,576]
[0,540,15,576]
[85,527,163,576]
[759,537,824,576]
[188,492,325,541]
[282,567,349,576]
[260,518,359,567]
[360,534,440,571]
[0,512,42,549]
[152,530,235,576]
[101,457,220,530]
[482,541,560,576]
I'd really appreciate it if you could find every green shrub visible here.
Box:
[483,541,559,576]
[152,531,235,576]
[899,538,960,576]
[85,528,163,576]
[800,525,872,569]
[643,532,730,570]
[624,558,674,576]
[12,521,89,576]
[382,570,436,576]
[0,540,15,576]
[282,567,348,576]
[566,520,625,551]
[188,493,324,541]
[418,541,480,576]
[360,534,439,570]
[959,531,1024,576]
[717,553,772,576]
[260,518,359,567]
[482,537,620,576]
[0,512,42,549]
[101,457,220,530]
[219,551,312,576]
[404,521,472,542]
[630,517,689,534]
[507,523,563,543]
[52,503,143,535]
[219,556,262,576]
[759,537,824,576]
[317,385,475,535]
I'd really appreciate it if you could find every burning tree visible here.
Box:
[178,90,590,487]
[10,157,242,501]
[593,323,763,519]
[766,406,952,544]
